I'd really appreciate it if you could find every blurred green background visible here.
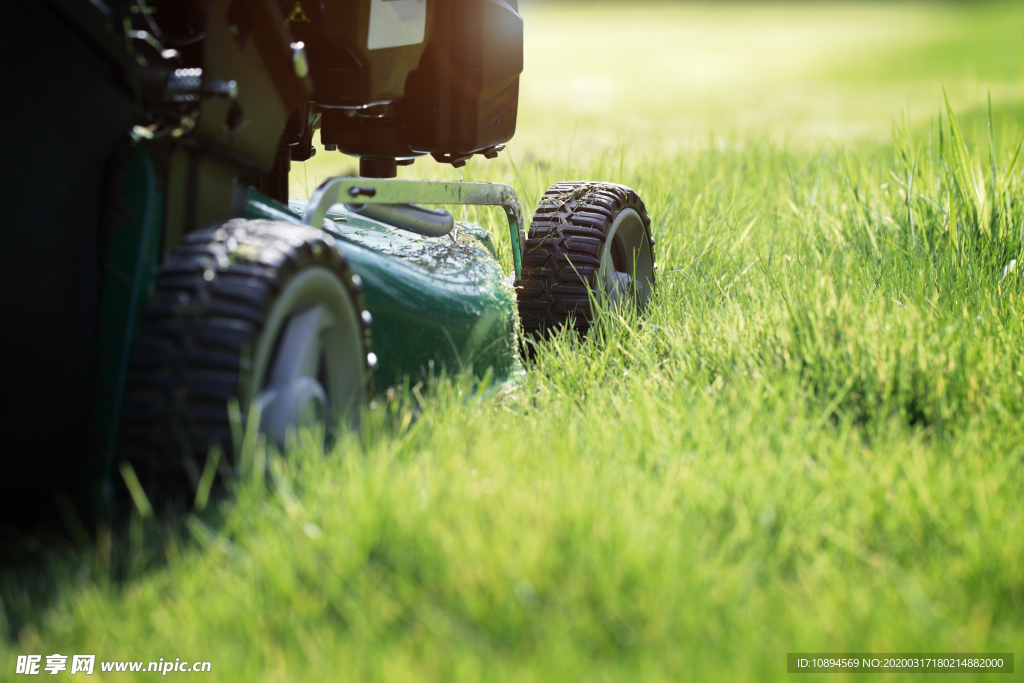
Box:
[294,0,1024,195]
[516,1,1022,145]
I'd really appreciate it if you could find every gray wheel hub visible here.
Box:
[599,208,655,309]
[250,266,365,446]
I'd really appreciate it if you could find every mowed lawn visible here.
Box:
[4,2,1024,681]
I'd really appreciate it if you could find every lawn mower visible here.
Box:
[2,0,656,515]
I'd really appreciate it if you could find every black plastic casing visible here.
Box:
[402,0,522,155]
[296,0,523,163]
[285,0,429,107]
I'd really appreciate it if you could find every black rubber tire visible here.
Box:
[117,219,372,492]
[515,182,655,338]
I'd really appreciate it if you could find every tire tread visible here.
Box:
[118,219,371,494]
[514,182,652,338]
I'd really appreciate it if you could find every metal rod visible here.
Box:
[344,203,454,237]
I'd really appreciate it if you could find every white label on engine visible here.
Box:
[367,0,426,50]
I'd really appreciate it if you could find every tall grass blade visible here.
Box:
[240,399,263,483]
[943,88,988,234]
[227,397,243,464]
[194,445,221,512]
[987,93,1002,238]
[118,461,153,519]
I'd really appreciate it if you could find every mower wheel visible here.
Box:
[118,219,372,492]
[515,182,655,338]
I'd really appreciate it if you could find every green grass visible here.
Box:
[4,2,1024,681]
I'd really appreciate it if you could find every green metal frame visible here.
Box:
[248,184,525,393]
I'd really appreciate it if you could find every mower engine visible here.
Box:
[272,0,522,186]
